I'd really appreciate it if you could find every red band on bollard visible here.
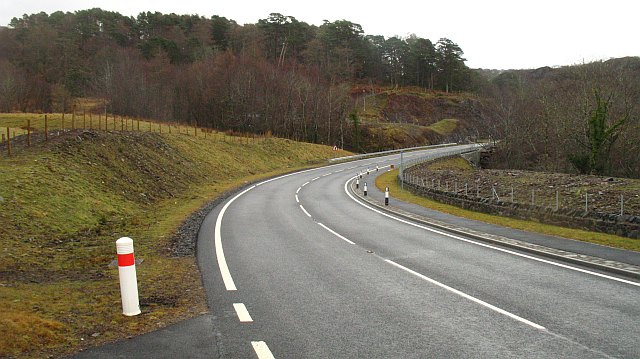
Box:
[118,253,135,267]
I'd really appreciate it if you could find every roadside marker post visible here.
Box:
[356,178,360,189]
[116,237,141,316]
[385,187,389,206]
[364,182,368,196]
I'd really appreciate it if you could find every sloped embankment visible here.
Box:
[0,129,348,358]
[354,88,491,151]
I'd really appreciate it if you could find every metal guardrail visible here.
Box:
[399,143,484,177]
[328,143,458,163]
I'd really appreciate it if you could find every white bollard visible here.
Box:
[364,182,368,196]
[385,187,389,206]
[356,177,360,189]
[376,165,379,172]
[116,237,141,316]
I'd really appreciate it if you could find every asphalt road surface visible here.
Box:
[195,144,640,359]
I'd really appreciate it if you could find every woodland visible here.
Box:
[0,9,639,178]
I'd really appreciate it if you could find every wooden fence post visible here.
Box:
[6,127,10,156]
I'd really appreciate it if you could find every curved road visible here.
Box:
[197,145,640,358]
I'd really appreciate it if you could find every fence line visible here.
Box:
[1,112,274,156]
[401,168,639,217]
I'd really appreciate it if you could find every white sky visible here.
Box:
[1,0,638,69]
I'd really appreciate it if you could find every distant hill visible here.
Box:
[351,86,492,151]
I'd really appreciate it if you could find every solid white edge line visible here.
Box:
[385,259,546,330]
[318,223,355,245]
[251,341,276,359]
[300,205,312,218]
[212,153,394,292]
[233,303,253,322]
[343,177,640,288]
[215,185,256,291]
[216,165,344,291]
[295,194,299,203]
[212,150,423,293]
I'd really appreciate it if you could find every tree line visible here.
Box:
[483,57,640,178]
[0,9,472,147]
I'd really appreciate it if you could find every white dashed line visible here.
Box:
[299,205,312,218]
[251,341,276,359]
[295,195,299,203]
[233,303,253,322]
[296,187,301,194]
[317,223,355,245]
[385,259,546,330]
[311,176,320,181]
[302,181,310,187]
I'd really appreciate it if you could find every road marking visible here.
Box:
[295,194,299,203]
[296,187,301,194]
[233,303,253,322]
[322,173,331,177]
[251,341,275,359]
[300,205,312,218]
[216,186,257,291]
[311,176,320,181]
[302,181,310,187]
[344,177,640,288]
[211,150,433,293]
[385,259,546,330]
[318,223,355,245]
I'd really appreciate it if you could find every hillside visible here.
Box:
[0,125,349,358]
[352,87,491,151]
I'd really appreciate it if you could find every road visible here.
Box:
[197,144,640,358]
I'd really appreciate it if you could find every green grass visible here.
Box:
[428,119,460,136]
[0,118,351,358]
[423,155,473,171]
[376,169,640,252]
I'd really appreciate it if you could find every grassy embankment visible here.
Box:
[351,88,470,150]
[0,113,350,358]
[375,157,640,252]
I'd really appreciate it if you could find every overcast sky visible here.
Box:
[1,0,638,70]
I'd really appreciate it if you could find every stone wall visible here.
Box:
[400,176,640,239]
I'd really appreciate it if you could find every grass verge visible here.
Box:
[376,169,640,252]
[0,123,351,358]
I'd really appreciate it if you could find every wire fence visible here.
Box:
[401,168,640,218]
[1,112,273,157]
